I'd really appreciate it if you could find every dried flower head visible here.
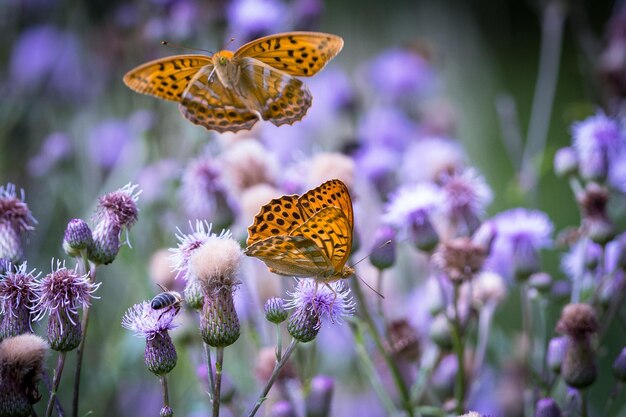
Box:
[433,237,487,284]
[471,271,507,306]
[0,262,39,339]
[188,230,242,295]
[386,318,421,362]
[122,301,179,375]
[0,334,48,417]
[170,221,226,282]
[95,183,141,230]
[556,303,599,338]
[222,139,278,191]
[578,182,615,244]
[307,152,355,189]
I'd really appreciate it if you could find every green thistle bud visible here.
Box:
[183,279,204,310]
[429,313,453,351]
[47,312,82,352]
[145,333,178,376]
[287,304,319,343]
[264,297,288,324]
[200,290,240,348]
[63,219,93,257]
[160,406,174,417]
[535,398,562,417]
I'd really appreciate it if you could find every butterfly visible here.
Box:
[244,179,355,283]
[123,31,344,133]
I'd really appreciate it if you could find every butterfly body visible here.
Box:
[124,32,343,133]
[245,179,355,283]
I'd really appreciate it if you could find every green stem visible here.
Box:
[351,321,400,416]
[247,339,299,417]
[520,282,534,416]
[46,352,67,417]
[275,324,282,361]
[203,342,215,401]
[581,389,588,417]
[72,258,95,417]
[449,284,466,413]
[352,278,413,416]
[212,348,224,417]
[160,375,170,409]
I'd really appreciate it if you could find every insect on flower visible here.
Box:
[123,32,344,133]
[150,284,184,318]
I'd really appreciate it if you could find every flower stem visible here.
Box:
[351,277,413,416]
[581,389,588,417]
[203,342,215,401]
[46,352,67,417]
[160,375,170,408]
[71,258,95,417]
[520,282,535,416]
[42,369,65,417]
[275,324,282,361]
[247,338,299,417]
[212,347,224,417]
[449,284,466,413]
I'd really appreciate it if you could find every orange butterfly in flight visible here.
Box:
[244,179,355,283]
[123,32,344,133]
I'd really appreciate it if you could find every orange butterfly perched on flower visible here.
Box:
[244,179,355,283]
[123,32,344,133]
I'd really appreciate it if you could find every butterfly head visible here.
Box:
[213,50,234,66]
[340,265,355,279]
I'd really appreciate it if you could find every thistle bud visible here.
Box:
[145,333,178,376]
[553,147,578,178]
[287,304,320,343]
[265,297,288,324]
[612,347,626,382]
[547,336,567,374]
[272,400,297,417]
[410,212,439,253]
[534,398,562,417]
[511,235,540,280]
[63,218,93,257]
[429,313,453,350]
[88,218,121,265]
[47,312,82,352]
[200,289,241,347]
[369,225,396,270]
[305,375,334,417]
[160,406,173,417]
[183,278,204,310]
[433,236,486,284]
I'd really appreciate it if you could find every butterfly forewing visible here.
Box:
[238,58,313,126]
[247,195,302,246]
[179,66,259,132]
[289,206,352,271]
[123,55,213,102]
[234,32,344,77]
[244,235,335,277]
[298,179,354,232]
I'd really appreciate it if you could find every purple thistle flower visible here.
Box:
[122,301,179,376]
[357,106,417,151]
[227,0,288,41]
[88,118,133,169]
[136,159,180,203]
[400,137,466,183]
[286,280,355,327]
[0,262,39,339]
[32,260,99,351]
[89,183,141,265]
[355,145,400,200]
[366,48,435,101]
[485,208,553,281]
[264,297,288,324]
[553,146,578,178]
[535,398,562,417]
[27,132,73,177]
[560,239,601,281]
[0,184,37,263]
[439,168,493,236]
[572,113,625,182]
[181,155,237,229]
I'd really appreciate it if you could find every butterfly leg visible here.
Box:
[207,66,217,84]
[323,282,338,307]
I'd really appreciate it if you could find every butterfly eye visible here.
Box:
[219,56,227,65]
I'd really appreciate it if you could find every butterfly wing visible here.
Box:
[298,179,353,231]
[289,206,352,272]
[247,195,303,246]
[244,235,335,277]
[237,57,312,126]
[123,55,213,102]
[234,32,344,77]
[179,66,259,132]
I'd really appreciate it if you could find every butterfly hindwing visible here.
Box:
[244,235,335,277]
[179,66,259,132]
[290,206,352,271]
[238,58,313,126]
[247,195,303,246]
[234,32,344,77]
[123,55,213,102]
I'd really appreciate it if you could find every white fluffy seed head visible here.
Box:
[0,334,48,372]
[189,235,243,293]
[307,152,355,189]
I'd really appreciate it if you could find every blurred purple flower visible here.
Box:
[560,239,601,281]
[88,119,133,169]
[366,48,435,101]
[227,0,288,41]
[357,106,417,151]
[485,208,553,280]
[400,137,466,183]
[383,182,443,230]
[10,25,87,99]
[291,0,323,29]
[27,132,73,177]
[572,113,625,182]
[355,145,399,199]
[136,159,180,203]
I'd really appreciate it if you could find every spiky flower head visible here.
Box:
[0,334,48,417]
[188,230,242,347]
[535,398,562,417]
[122,301,179,375]
[572,113,624,182]
[0,262,39,340]
[0,184,37,263]
[88,183,140,265]
[170,221,226,282]
[286,280,355,343]
[433,237,487,284]
[264,297,288,324]
[438,168,493,237]
[63,218,93,256]
[32,260,99,351]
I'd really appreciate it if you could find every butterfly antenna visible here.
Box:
[161,40,213,54]
[355,274,385,299]
[351,240,392,267]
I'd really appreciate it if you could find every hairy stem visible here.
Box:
[247,339,299,417]
[212,348,224,417]
[46,352,67,417]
